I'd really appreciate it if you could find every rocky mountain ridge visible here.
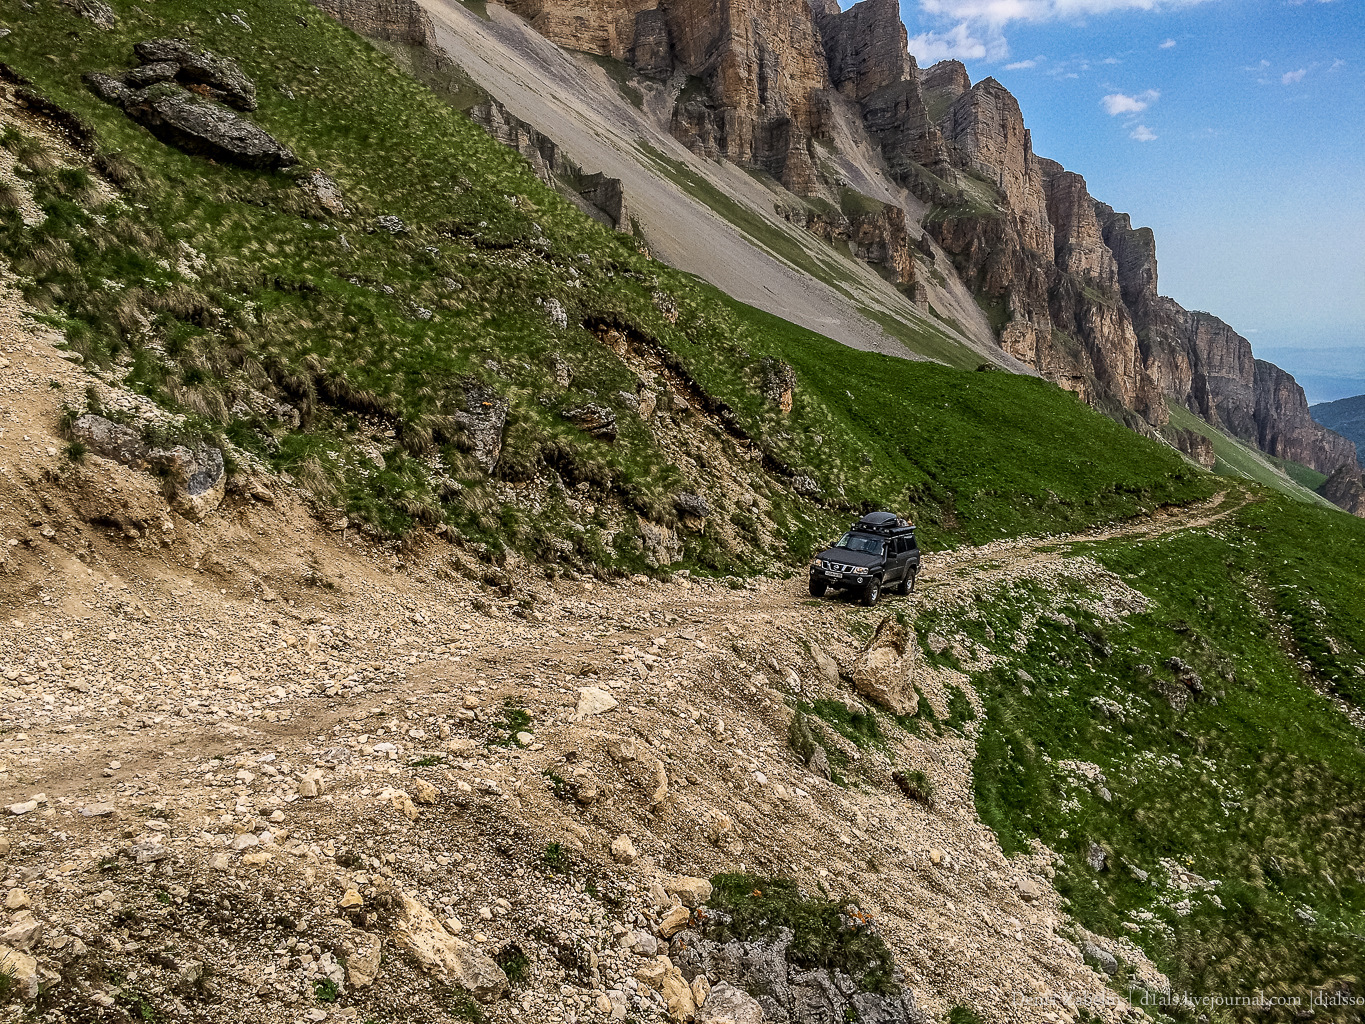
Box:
[458,0,1356,485]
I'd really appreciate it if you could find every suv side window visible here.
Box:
[908,536,918,551]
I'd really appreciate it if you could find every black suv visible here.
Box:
[808,511,919,606]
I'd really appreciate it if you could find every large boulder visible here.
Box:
[70,413,148,466]
[389,893,507,1002]
[850,617,918,715]
[147,442,225,519]
[634,956,697,1021]
[697,982,764,1024]
[84,76,295,170]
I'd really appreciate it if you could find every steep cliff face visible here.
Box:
[1095,204,1354,474]
[815,0,910,104]
[443,0,1353,480]
[939,79,1052,255]
[1254,359,1357,471]
[1041,163,1116,290]
[504,0,656,58]
[1318,465,1365,517]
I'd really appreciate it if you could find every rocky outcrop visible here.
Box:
[815,0,911,104]
[794,197,916,286]
[85,45,296,172]
[307,0,433,45]
[1318,465,1365,517]
[455,383,508,473]
[670,926,926,1024]
[1170,428,1216,469]
[466,97,567,185]
[147,442,226,519]
[465,97,632,230]
[70,414,148,467]
[1254,359,1357,472]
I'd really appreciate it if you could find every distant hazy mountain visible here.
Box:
[1311,395,1365,461]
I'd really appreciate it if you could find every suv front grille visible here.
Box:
[826,562,860,573]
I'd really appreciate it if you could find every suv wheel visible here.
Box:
[861,580,880,606]
[909,566,918,592]
[809,578,827,598]
[895,573,911,596]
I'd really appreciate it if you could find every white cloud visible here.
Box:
[1005,58,1038,69]
[1160,38,1176,48]
[907,22,1008,62]
[1101,56,1122,64]
[1101,89,1159,115]
[1282,68,1306,84]
[917,0,1216,28]
[1130,124,1158,141]
[908,0,1215,66]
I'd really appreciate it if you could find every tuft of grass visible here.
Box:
[486,698,533,747]
[313,978,340,1003]
[494,944,531,987]
[541,841,572,874]
[407,754,447,768]
[704,873,899,995]
[891,769,933,806]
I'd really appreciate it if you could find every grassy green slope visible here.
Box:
[954,495,1365,1011]
[1167,403,1331,507]
[0,0,1209,570]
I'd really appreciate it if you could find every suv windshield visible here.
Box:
[835,533,883,556]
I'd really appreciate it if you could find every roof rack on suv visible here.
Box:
[852,511,914,535]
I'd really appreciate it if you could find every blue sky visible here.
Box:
[899,0,1365,403]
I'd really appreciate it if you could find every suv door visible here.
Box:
[887,538,907,581]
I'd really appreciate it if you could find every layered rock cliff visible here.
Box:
[1098,206,1356,472]
[490,0,1354,478]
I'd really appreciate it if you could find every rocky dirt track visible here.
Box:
[0,285,1234,1024]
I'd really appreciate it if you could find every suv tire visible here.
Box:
[861,579,880,606]
[809,578,827,598]
[895,574,911,596]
